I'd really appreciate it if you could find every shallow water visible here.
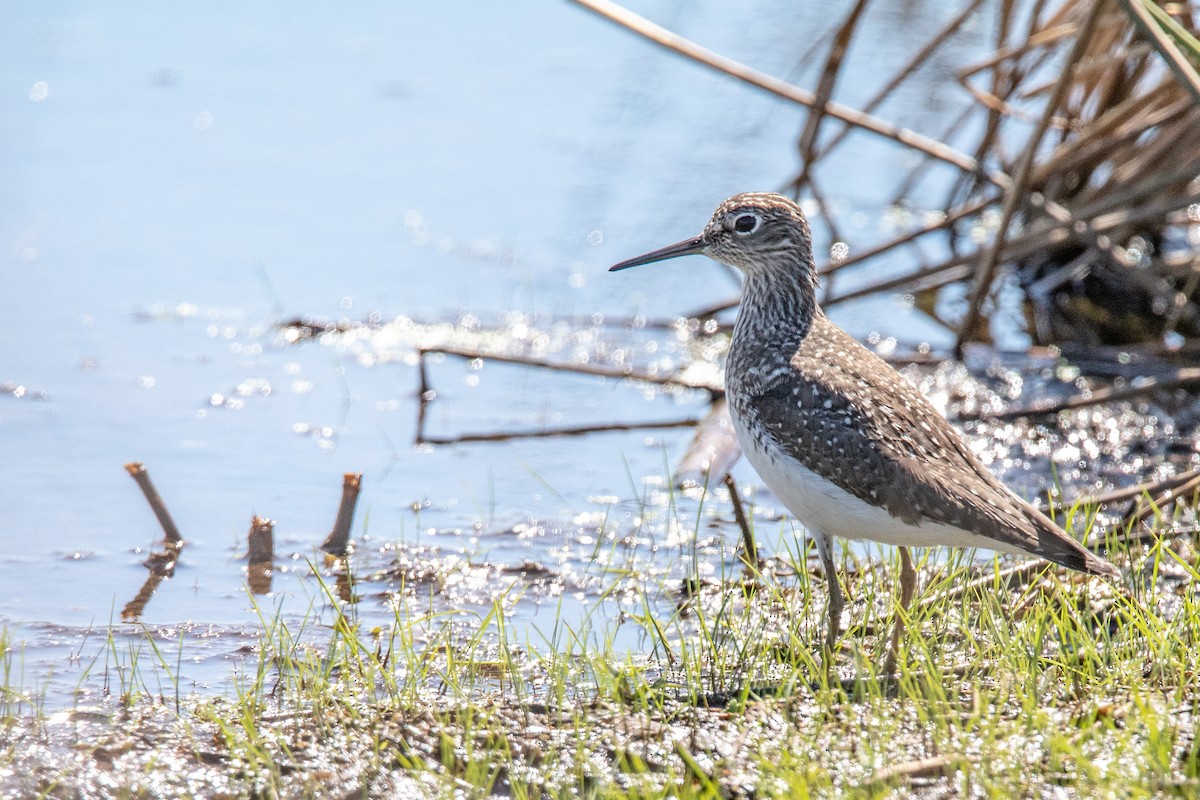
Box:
[2,3,1195,708]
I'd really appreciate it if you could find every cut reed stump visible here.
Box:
[321,473,363,558]
[247,515,274,595]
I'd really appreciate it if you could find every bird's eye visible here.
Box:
[733,213,759,234]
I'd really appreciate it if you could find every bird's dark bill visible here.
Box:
[609,235,706,271]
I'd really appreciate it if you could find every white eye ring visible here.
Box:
[732,213,760,235]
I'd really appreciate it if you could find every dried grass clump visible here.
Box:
[952,0,1200,351]
[578,0,1200,363]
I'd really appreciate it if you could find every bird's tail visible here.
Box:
[1019,498,1121,580]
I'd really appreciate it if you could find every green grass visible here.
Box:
[2,492,1198,798]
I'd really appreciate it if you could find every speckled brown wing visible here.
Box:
[747,314,1112,570]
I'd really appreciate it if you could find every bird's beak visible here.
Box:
[609,234,707,272]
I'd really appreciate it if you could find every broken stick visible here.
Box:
[321,473,363,557]
[124,462,183,545]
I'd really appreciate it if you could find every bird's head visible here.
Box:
[609,192,815,283]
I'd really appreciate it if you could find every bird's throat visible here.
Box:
[726,273,817,397]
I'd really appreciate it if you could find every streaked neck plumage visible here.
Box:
[726,247,820,398]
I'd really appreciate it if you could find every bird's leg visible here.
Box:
[814,532,843,654]
[884,546,917,676]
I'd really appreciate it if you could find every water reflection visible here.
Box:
[328,559,358,605]
[120,540,183,623]
[119,468,368,615]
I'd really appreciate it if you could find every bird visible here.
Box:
[610,192,1120,673]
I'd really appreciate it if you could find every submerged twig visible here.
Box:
[962,366,1200,421]
[1075,467,1200,508]
[419,345,721,393]
[415,345,717,446]
[419,418,699,446]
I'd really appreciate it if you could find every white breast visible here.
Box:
[729,410,1022,554]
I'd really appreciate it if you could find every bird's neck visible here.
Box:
[727,269,820,392]
[733,269,818,347]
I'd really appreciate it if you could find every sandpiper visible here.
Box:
[611,192,1120,671]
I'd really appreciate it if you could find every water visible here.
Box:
[5,2,1191,707]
